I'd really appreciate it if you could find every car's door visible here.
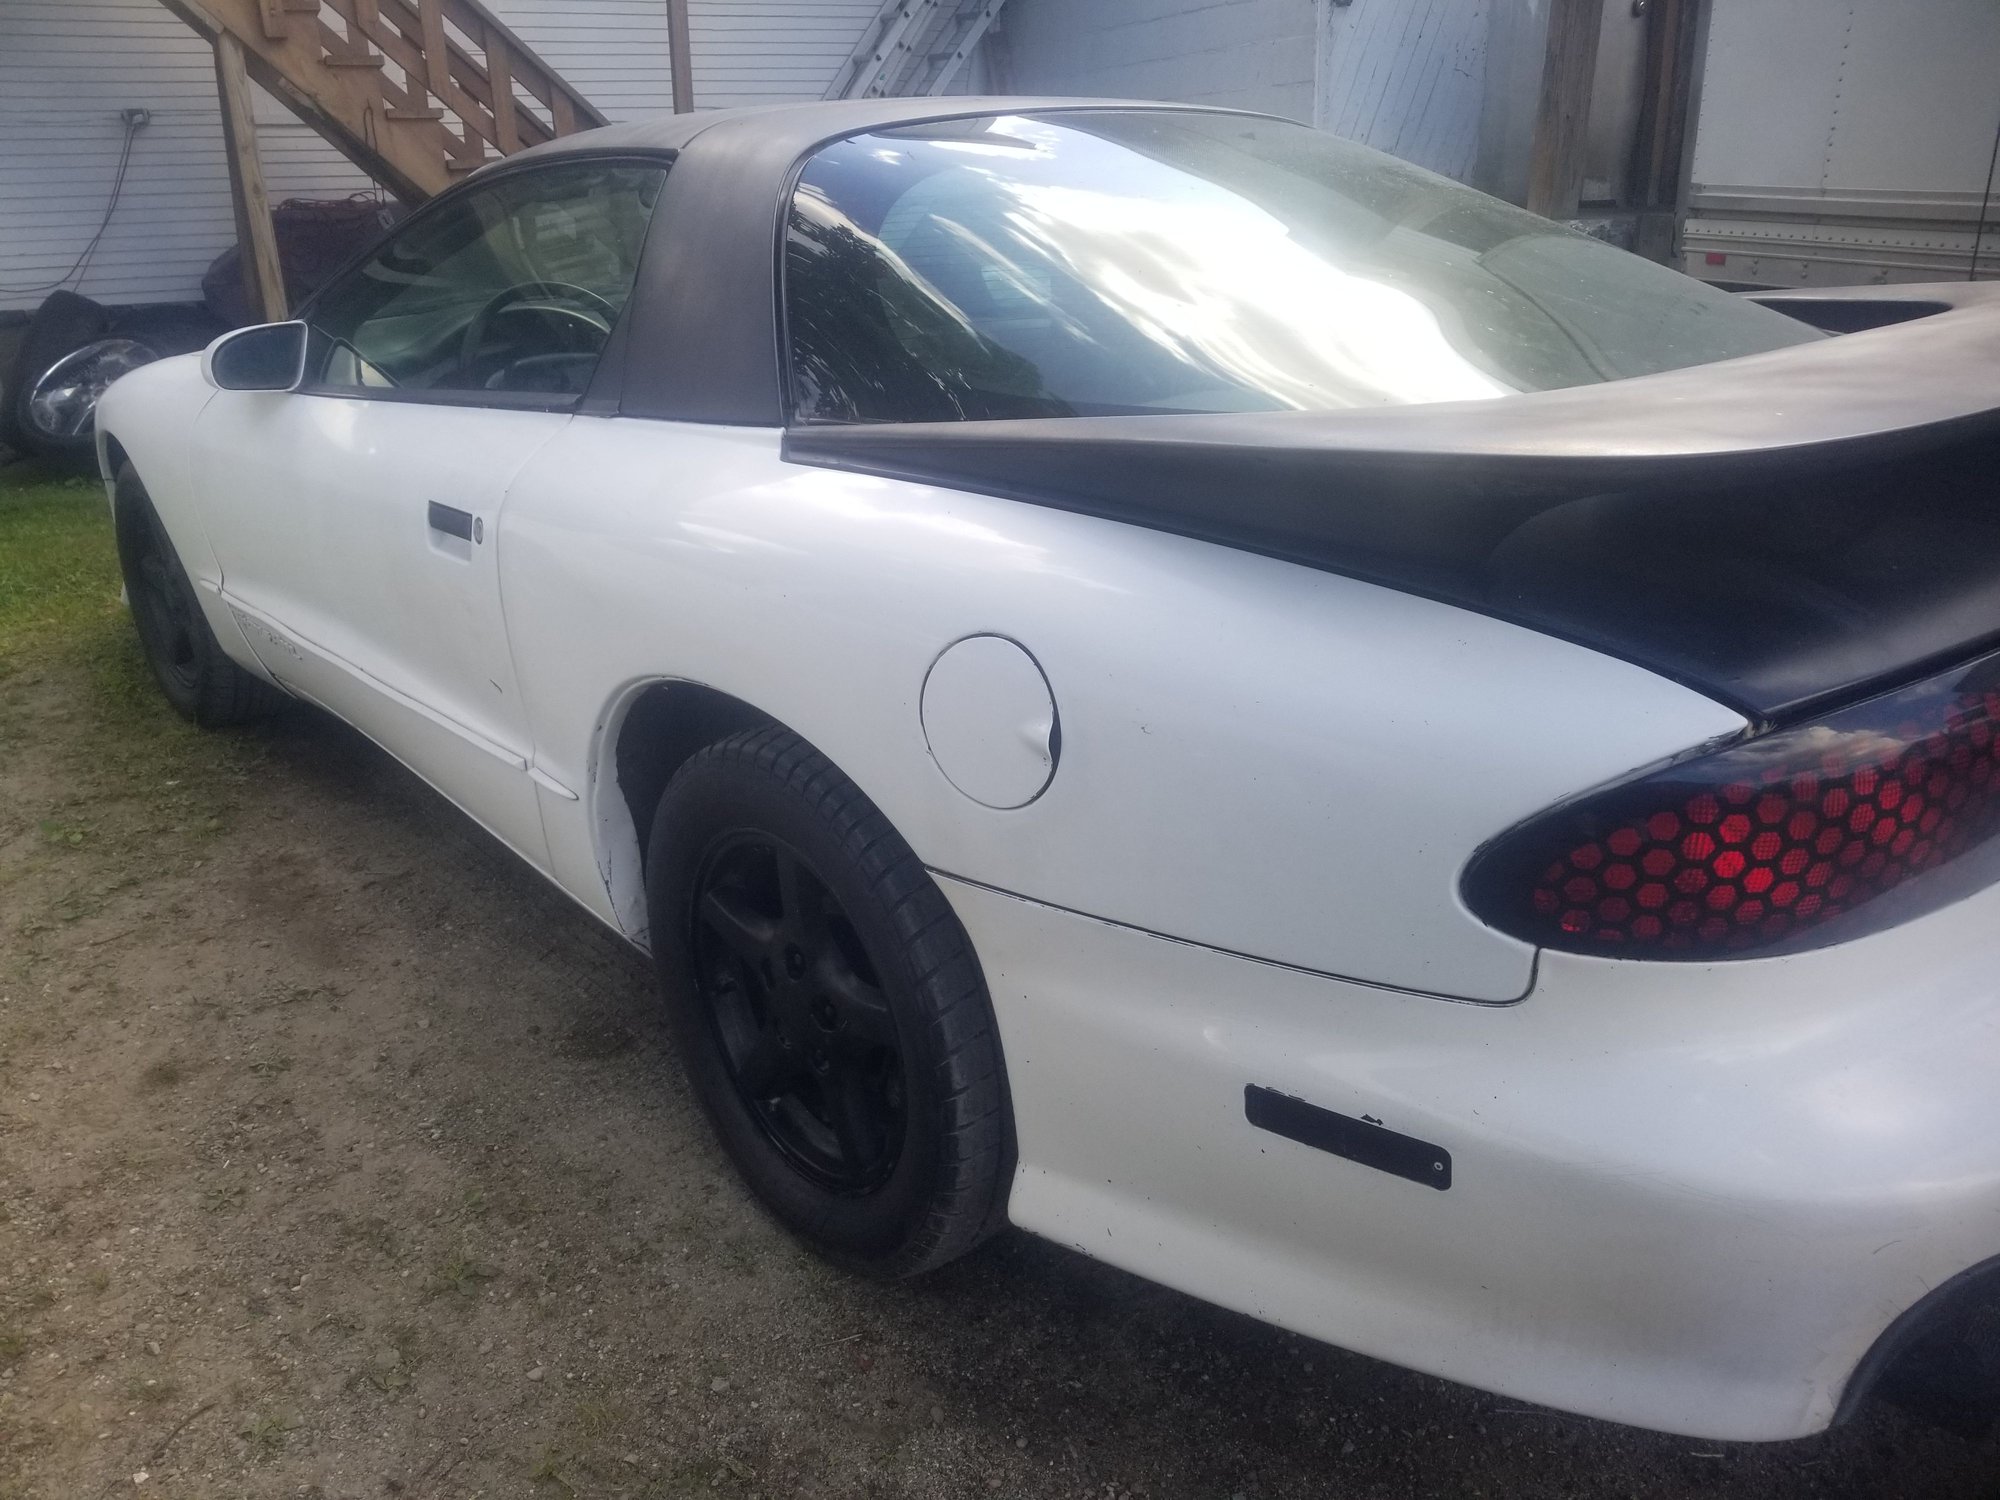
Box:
[191,159,667,868]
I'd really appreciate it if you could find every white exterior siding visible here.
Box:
[994,0,1318,122]
[0,0,885,313]
[686,1,886,107]
[0,0,396,313]
[1,1,242,312]
[494,0,887,113]
[487,0,677,118]
[1315,0,1488,181]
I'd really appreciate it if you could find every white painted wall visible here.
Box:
[995,0,1497,184]
[498,0,891,111]
[2,1,256,313]
[1314,0,1489,182]
[686,0,889,106]
[0,0,887,314]
[994,0,1319,122]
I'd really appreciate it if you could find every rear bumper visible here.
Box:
[941,872,2000,1440]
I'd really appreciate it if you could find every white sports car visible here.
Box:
[96,98,2000,1442]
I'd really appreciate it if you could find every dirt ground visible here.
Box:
[3,463,1998,1499]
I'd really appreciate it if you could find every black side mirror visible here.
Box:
[203,321,309,392]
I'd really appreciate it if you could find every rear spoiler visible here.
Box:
[784,283,2000,721]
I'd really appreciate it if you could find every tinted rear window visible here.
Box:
[783,110,1821,423]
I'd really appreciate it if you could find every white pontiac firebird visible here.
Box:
[96,98,2000,1441]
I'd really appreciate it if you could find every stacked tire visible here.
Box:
[2,293,222,472]
[1,292,108,466]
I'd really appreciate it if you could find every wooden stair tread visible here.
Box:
[168,0,606,202]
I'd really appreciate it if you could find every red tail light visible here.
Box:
[1464,653,2000,958]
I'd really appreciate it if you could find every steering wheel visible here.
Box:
[457,281,617,386]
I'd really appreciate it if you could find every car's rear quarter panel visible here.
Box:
[496,416,1748,1003]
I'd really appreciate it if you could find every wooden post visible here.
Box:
[213,32,289,323]
[1525,0,1605,219]
[667,0,694,113]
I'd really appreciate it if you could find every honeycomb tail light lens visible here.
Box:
[1464,653,2000,958]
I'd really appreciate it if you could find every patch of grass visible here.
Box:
[429,1253,499,1299]
[570,1400,622,1440]
[238,1411,296,1459]
[0,467,118,668]
[0,1330,25,1360]
[199,1184,246,1215]
[0,460,262,799]
[36,819,90,849]
[526,1446,576,1495]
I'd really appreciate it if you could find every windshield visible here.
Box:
[784,110,1822,423]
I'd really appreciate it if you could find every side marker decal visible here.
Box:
[1244,1085,1452,1191]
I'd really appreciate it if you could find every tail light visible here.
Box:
[1464,652,2000,958]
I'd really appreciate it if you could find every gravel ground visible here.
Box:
[2,467,1997,1499]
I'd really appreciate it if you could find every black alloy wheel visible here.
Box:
[692,830,907,1193]
[647,727,1013,1277]
[113,464,283,726]
[128,500,204,701]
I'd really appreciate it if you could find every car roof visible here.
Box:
[523,98,1265,431]
[503,96,1232,168]
[483,100,2000,723]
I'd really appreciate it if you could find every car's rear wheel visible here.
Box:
[114,464,283,726]
[646,726,1013,1277]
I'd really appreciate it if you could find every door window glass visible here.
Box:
[307,161,665,399]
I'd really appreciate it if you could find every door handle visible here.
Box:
[427,502,480,543]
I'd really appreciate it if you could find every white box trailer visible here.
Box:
[1680,0,2000,287]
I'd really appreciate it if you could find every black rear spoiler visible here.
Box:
[784,283,2000,723]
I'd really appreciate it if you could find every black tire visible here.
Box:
[113,464,284,726]
[16,337,158,469]
[3,290,109,465]
[647,727,1013,1278]
[105,304,226,354]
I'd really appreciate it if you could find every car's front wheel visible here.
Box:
[646,726,1013,1277]
[114,464,282,726]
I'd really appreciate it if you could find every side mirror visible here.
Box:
[203,321,309,392]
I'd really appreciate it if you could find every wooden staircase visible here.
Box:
[157,0,607,202]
